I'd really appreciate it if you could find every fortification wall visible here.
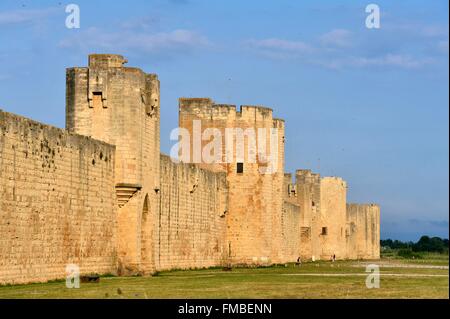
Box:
[271,118,285,263]
[66,54,161,274]
[66,54,160,190]
[0,110,117,285]
[178,98,285,265]
[319,177,347,260]
[346,204,380,259]
[156,154,228,270]
[293,171,349,261]
[295,170,321,260]
[0,54,381,285]
[281,201,301,262]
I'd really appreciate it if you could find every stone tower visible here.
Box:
[292,170,348,261]
[295,169,320,260]
[346,203,380,259]
[66,54,160,274]
[178,98,285,265]
[0,53,381,286]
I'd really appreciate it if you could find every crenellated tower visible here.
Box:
[178,98,285,265]
[0,53,381,286]
[66,54,160,274]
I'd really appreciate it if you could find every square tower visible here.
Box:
[66,54,161,274]
[178,98,286,265]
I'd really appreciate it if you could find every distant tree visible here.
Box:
[413,236,447,253]
[413,236,431,252]
[380,239,392,248]
[381,236,449,253]
[430,237,445,252]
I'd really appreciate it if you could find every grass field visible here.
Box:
[0,256,448,299]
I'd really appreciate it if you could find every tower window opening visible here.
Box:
[237,162,244,174]
[92,92,103,108]
[321,227,328,235]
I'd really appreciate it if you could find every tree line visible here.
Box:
[381,236,449,254]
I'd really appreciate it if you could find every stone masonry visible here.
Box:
[0,54,380,285]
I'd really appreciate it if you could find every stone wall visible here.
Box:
[156,154,228,270]
[292,169,379,261]
[66,54,160,189]
[0,54,381,285]
[346,204,380,259]
[66,54,161,274]
[319,177,347,260]
[281,201,301,262]
[178,98,285,265]
[0,110,117,285]
[294,170,321,260]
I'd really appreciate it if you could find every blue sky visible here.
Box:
[0,0,448,241]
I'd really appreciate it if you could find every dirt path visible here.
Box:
[281,273,448,277]
[354,261,449,270]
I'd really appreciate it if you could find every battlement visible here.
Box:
[321,176,347,188]
[294,170,347,187]
[296,169,313,176]
[239,105,273,117]
[0,53,381,285]
[66,53,161,194]
[295,169,320,184]
[273,118,285,128]
[88,54,128,68]
[0,108,115,150]
[347,203,380,209]
[179,97,280,123]
[179,97,213,110]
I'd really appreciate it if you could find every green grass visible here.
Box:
[381,250,449,266]
[0,258,448,299]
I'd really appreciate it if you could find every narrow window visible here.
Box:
[321,227,328,235]
[92,92,103,108]
[236,162,244,174]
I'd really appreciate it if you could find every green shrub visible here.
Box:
[397,248,423,259]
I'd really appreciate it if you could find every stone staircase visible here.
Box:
[115,184,142,208]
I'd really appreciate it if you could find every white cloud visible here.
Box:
[120,16,160,31]
[315,54,434,70]
[384,23,449,38]
[420,25,449,38]
[350,54,433,69]
[246,38,314,55]
[244,38,315,60]
[245,27,442,70]
[0,7,58,26]
[319,29,353,48]
[59,28,210,55]
[248,38,313,53]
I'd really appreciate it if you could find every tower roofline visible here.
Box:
[88,54,128,68]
